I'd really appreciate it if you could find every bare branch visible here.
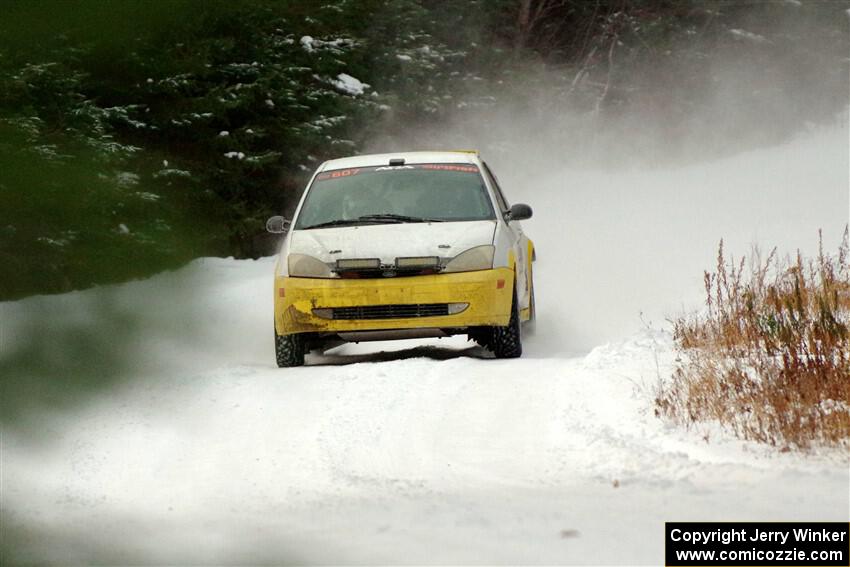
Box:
[594,35,617,114]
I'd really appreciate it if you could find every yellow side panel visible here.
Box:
[520,238,535,322]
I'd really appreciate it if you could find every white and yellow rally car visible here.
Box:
[266,150,535,367]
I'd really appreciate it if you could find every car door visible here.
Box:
[482,162,531,310]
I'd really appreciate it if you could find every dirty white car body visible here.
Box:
[268,151,535,366]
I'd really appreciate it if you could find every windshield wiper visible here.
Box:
[302,214,446,230]
[301,218,369,230]
[356,213,445,223]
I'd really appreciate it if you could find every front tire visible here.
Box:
[275,331,305,367]
[490,289,522,359]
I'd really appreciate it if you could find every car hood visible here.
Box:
[287,220,496,264]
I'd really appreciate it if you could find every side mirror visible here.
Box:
[266,216,291,234]
[507,203,532,221]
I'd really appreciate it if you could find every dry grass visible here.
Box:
[656,227,850,450]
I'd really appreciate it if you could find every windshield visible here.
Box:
[294,163,496,229]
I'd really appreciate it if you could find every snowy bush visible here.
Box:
[657,229,850,450]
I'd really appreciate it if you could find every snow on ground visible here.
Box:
[2,126,849,564]
[502,123,850,350]
[332,73,368,96]
[2,260,847,564]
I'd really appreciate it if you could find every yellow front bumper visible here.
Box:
[274,268,514,335]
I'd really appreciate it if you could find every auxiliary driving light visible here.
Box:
[395,256,440,269]
[336,258,381,271]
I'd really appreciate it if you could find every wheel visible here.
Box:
[275,331,305,367]
[490,287,522,359]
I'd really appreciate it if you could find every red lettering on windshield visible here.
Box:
[315,163,479,181]
[316,168,361,181]
[420,164,479,173]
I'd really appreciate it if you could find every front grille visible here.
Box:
[328,303,450,320]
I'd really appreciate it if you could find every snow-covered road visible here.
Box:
[2,256,847,564]
[2,126,848,564]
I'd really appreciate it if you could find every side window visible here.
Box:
[482,162,510,214]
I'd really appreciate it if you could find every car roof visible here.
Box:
[318,150,481,171]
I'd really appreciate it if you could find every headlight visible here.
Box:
[443,245,495,273]
[288,253,334,278]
